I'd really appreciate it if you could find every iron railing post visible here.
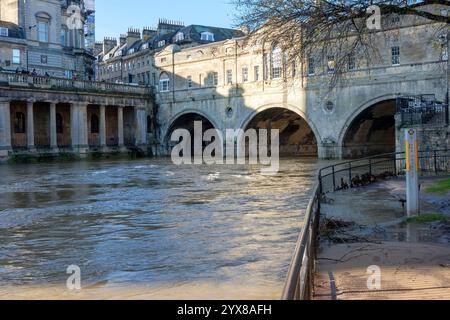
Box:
[348,162,352,186]
[332,166,336,191]
[434,150,438,175]
[369,158,372,176]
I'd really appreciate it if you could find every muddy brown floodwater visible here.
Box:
[0,158,326,300]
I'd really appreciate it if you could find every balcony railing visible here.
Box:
[396,95,449,127]
[0,72,152,96]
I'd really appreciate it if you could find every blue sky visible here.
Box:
[95,0,237,40]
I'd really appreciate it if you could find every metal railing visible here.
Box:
[281,182,321,300]
[396,95,449,127]
[0,71,152,96]
[282,149,450,300]
[319,149,450,194]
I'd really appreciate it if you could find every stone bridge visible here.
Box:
[0,72,154,160]
[156,60,448,159]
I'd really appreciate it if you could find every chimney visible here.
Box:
[94,41,103,56]
[127,28,141,47]
[157,18,184,36]
[142,27,157,42]
[103,37,117,54]
[119,34,127,46]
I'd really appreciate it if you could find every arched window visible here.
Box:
[91,114,99,134]
[36,12,51,43]
[147,115,152,133]
[271,45,282,79]
[56,113,63,134]
[14,112,26,133]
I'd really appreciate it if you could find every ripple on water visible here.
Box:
[0,158,323,299]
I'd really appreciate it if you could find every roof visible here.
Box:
[98,24,246,62]
[0,20,25,39]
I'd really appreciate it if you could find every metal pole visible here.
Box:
[332,166,336,191]
[434,150,438,175]
[405,129,420,217]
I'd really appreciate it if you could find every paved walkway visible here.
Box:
[314,177,450,300]
[314,242,450,300]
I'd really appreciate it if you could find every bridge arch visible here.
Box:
[240,104,321,157]
[338,93,406,159]
[162,109,220,152]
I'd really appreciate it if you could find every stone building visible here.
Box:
[96,19,245,85]
[96,5,449,159]
[0,0,95,79]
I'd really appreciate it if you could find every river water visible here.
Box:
[0,158,321,300]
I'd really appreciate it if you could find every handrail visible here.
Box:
[282,148,450,300]
[281,182,320,300]
[0,71,152,96]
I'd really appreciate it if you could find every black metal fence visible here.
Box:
[282,149,450,300]
[397,95,449,127]
[319,149,450,195]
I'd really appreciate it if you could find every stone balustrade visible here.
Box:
[0,72,153,96]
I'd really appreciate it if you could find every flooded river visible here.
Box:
[0,158,321,299]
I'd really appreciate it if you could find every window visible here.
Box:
[159,73,170,92]
[0,27,9,37]
[158,40,166,47]
[37,21,49,42]
[271,46,282,79]
[348,55,356,70]
[161,57,167,63]
[60,27,67,46]
[56,113,63,134]
[175,32,184,42]
[201,32,214,42]
[391,46,400,65]
[242,67,249,82]
[91,114,99,134]
[441,44,448,61]
[226,70,233,85]
[212,72,218,86]
[327,55,336,73]
[12,49,20,64]
[254,66,260,81]
[308,57,315,75]
[14,112,26,134]
[187,75,193,88]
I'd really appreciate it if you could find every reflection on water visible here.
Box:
[0,158,322,300]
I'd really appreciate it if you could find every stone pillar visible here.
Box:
[0,99,12,158]
[99,105,106,149]
[26,101,36,152]
[118,106,125,150]
[71,102,88,154]
[134,107,147,147]
[49,102,58,152]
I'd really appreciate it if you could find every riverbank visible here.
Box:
[313,177,450,300]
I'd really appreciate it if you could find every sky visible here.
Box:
[95,0,237,41]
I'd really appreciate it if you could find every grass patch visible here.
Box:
[425,178,450,194]
[407,214,449,223]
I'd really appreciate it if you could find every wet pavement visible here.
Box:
[314,176,450,300]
